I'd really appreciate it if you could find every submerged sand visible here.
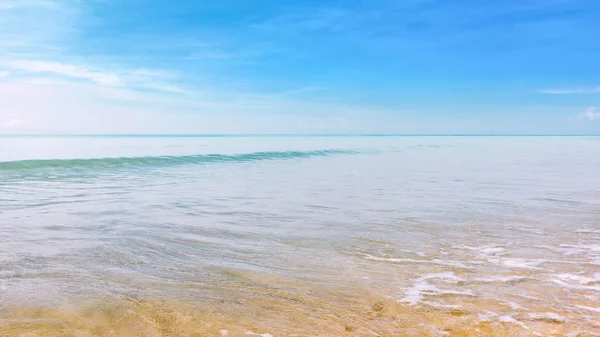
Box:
[1,267,598,337]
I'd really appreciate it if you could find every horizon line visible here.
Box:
[0,133,599,137]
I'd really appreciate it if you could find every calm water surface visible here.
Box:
[1,136,599,336]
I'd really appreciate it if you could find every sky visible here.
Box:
[1,0,600,134]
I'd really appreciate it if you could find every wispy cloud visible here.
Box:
[538,87,600,94]
[1,0,599,134]
[3,59,193,94]
[0,118,30,128]
[277,86,329,96]
[0,0,77,52]
[577,106,600,121]
[0,0,57,10]
[0,77,395,133]
[7,60,123,86]
[253,8,348,32]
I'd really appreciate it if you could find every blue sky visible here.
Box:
[1,0,599,134]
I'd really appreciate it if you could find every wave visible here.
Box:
[0,149,359,172]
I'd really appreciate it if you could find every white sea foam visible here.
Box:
[479,247,506,255]
[515,227,547,235]
[574,229,600,234]
[556,273,600,285]
[527,312,566,323]
[220,330,229,336]
[575,305,600,313]
[430,259,475,269]
[473,275,527,283]
[515,293,543,301]
[495,258,546,269]
[552,280,600,292]
[477,310,498,322]
[400,272,474,305]
[567,332,594,337]
[454,245,506,256]
[246,331,273,337]
[498,315,548,336]
[397,249,427,257]
[363,254,475,269]
[401,281,442,306]
[363,255,425,264]
[552,273,600,291]
[456,243,599,270]
[507,301,524,310]
[420,301,463,310]
[452,245,550,270]
[557,243,600,256]
[499,315,530,330]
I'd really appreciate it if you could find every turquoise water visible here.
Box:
[0,149,359,171]
[1,135,599,336]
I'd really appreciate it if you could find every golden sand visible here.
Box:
[1,270,598,337]
[3,296,597,337]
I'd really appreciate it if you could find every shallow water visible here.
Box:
[1,135,599,336]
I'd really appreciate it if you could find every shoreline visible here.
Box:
[2,268,598,336]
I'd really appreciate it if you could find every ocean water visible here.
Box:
[1,135,599,337]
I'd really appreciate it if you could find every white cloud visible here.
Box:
[0,78,396,134]
[135,81,191,94]
[578,106,600,121]
[278,86,329,96]
[0,0,78,55]
[0,71,8,77]
[538,87,600,94]
[3,59,193,94]
[0,0,59,11]
[0,118,29,128]
[6,60,123,86]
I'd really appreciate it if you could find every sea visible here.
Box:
[0,135,599,336]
